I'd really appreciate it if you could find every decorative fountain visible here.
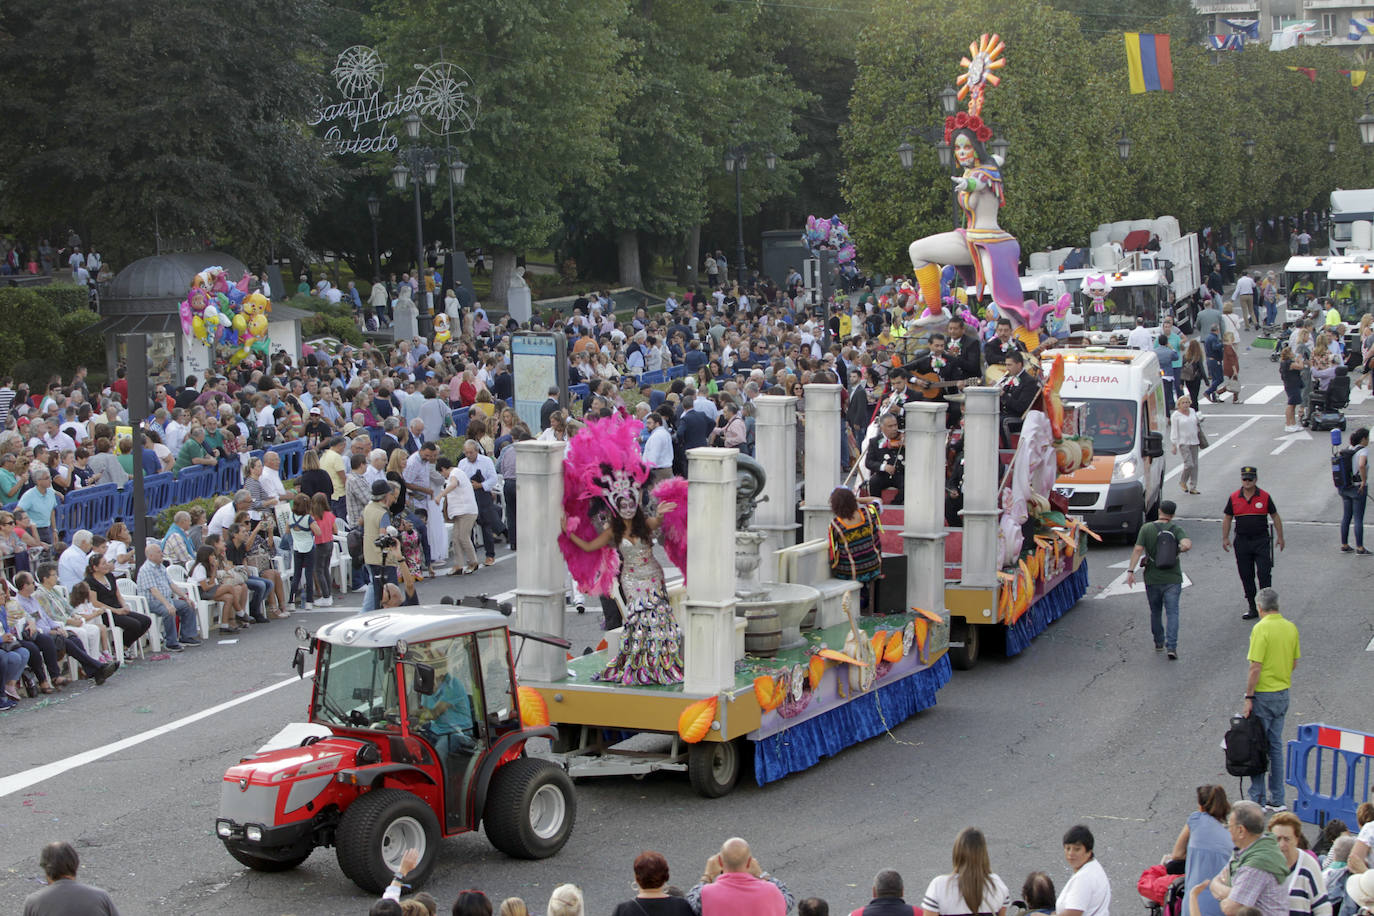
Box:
[733,455,820,656]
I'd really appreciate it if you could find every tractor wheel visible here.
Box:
[335,788,440,895]
[224,844,311,872]
[948,620,980,670]
[483,757,576,859]
[687,739,744,798]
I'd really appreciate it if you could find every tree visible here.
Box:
[0,0,338,265]
[373,0,631,307]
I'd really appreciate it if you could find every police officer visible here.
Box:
[1222,466,1286,619]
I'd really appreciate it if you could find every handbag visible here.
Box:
[1197,420,1209,449]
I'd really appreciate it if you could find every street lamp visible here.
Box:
[391,114,470,337]
[1358,97,1374,146]
[938,85,959,117]
[1329,136,1339,155]
[1117,129,1132,163]
[989,136,1010,163]
[1243,137,1256,159]
[722,135,776,286]
[366,193,381,283]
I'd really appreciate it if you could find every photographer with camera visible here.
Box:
[360,479,401,613]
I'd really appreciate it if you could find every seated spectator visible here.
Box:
[228,514,287,617]
[48,576,114,662]
[1021,873,1057,915]
[103,521,134,576]
[547,885,584,916]
[688,837,792,916]
[799,900,831,916]
[162,511,196,568]
[0,510,35,575]
[1267,812,1331,916]
[84,551,151,651]
[1351,801,1374,877]
[188,543,247,632]
[452,890,493,916]
[922,828,1009,916]
[21,840,120,915]
[136,540,199,650]
[1203,801,1289,916]
[612,851,694,916]
[1057,824,1110,916]
[1168,785,1234,916]
[10,507,47,559]
[12,569,114,683]
[187,506,208,550]
[0,624,27,710]
[498,899,528,916]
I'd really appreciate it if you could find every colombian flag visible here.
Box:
[1125,32,1174,94]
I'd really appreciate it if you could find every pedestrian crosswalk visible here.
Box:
[1246,385,1283,405]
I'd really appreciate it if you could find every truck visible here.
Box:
[1328,189,1374,256]
[215,611,576,894]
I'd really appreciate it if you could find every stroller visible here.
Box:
[1305,366,1351,432]
[1137,864,1186,916]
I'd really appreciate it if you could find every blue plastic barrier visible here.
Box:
[666,365,687,379]
[641,370,665,385]
[271,440,305,480]
[570,384,590,401]
[174,466,214,505]
[1287,722,1374,827]
[216,458,242,494]
[451,407,470,437]
[57,484,116,540]
[142,473,176,518]
[366,427,385,449]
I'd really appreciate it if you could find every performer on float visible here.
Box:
[558,416,687,686]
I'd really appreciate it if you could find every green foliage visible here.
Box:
[0,0,337,265]
[302,314,365,347]
[154,497,218,537]
[33,284,91,315]
[58,311,106,374]
[0,289,63,379]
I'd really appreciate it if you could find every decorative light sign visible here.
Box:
[310,45,480,155]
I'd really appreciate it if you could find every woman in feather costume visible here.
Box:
[559,415,687,686]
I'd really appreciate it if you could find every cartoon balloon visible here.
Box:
[232,314,247,332]
[192,316,206,339]
[248,314,268,337]
[203,304,220,325]
[227,286,246,306]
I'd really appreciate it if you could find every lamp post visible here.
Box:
[1358,96,1374,147]
[722,135,777,287]
[391,113,470,337]
[441,137,469,299]
[1243,137,1256,159]
[366,194,381,283]
[1117,127,1132,162]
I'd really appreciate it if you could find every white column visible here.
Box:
[801,383,842,543]
[903,402,947,621]
[513,440,568,682]
[960,387,1000,587]
[752,395,799,565]
[683,447,738,695]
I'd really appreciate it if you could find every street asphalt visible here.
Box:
[0,337,1369,916]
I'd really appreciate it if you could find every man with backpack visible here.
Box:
[1126,499,1192,660]
[1335,427,1369,554]
[1243,587,1300,813]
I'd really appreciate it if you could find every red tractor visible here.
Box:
[215,608,576,894]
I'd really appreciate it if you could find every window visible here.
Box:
[314,643,400,730]
[1077,399,1138,456]
[476,629,519,738]
[1322,13,1335,34]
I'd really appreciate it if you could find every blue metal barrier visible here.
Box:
[451,407,470,437]
[272,440,305,480]
[216,458,241,494]
[1287,722,1374,827]
[142,473,176,518]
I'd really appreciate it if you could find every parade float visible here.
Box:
[502,34,1091,796]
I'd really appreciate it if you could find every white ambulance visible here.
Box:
[1042,347,1168,539]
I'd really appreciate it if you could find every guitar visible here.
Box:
[910,371,970,400]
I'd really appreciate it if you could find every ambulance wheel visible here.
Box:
[949,620,980,670]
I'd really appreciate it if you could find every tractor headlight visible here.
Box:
[245,825,263,843]
[216,820,233,838]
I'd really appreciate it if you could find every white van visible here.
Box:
[1042,347,1167,539]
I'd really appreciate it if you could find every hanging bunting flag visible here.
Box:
[1350,17,1374,40]
[1270,21,1316,51]
[1286,66,1318,82]
[1223,18,1260,39]
[1209,34,1245,51]
[1341,69,1368,87]
[1125,33,1174,94]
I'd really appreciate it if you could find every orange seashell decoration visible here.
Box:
[677,696,718,743]
[817,648,867,666]
[912,618,929,660]
[883,629,904,663]
[753,676,784,711]
[808,655,826,690]
[912,606,943,623]
[870,631,887,660]
[517,686,549,728]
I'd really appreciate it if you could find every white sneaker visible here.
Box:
[304,601,315,610]
[314,596,333,607]
[1284,424,1302,432]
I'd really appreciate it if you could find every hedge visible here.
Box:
[34,284,91,315]
[154,497,219,537]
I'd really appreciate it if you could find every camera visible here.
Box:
[374,533,398,551]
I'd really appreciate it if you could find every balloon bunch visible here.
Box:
[180,267,273,367]
[803,214,859,277]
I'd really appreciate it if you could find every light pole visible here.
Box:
[441,137,469,300]
[722,137,777,286]
[1359,96,1374,146]
[391,113,469,337]
[366,194,381,283]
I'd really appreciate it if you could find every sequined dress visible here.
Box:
[594,538,684,685]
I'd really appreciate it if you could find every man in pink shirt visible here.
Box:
[688,837,792,916]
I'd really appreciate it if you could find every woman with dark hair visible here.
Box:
[1181,339,1206,408]
[826,486,884,614]
[921,827,1010,916]
[611,851,693,916]
[452,891,493,916]
[188,544,246,632]
[1339,426,1369,554]
[84,551,152,648]
[12,569,113,686]
[1165,786,1234,916]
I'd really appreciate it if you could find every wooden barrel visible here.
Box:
[741,605,782,657]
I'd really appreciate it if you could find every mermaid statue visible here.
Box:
[558,415,688,686]
[907,34,1054,351]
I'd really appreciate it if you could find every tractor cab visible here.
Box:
[219,607,574,895]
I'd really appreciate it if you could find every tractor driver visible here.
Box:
[412,642,477,757]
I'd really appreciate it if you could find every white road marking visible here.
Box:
[1353,387,1371,406]
[0,673,312,799]
[1165,416,1263,481]
[1246,385,1283,405]
[1367,634,1374,652]
[1094,569,1192,599]
[1270,429,1313,455]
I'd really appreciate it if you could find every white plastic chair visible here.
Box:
[116,577,163,653]
[168,565,219,638]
